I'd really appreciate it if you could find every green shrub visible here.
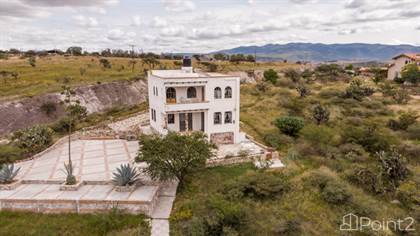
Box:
[396,181,419,209]
[312,104,330,125]
[346,166,383,194]
[398,143,420,163]
[263,69,278,84]
[12,125,53,154]
[275,116,304,137]
[342,123,396,153]
[40,101,57,116]
[67,103,88,120]
[223,172,290,200]
[392,89,411,104]
[388,112,418,131]
[321,180,352,204]
[0,144,24,165]
[377,149,409,190]
[263,132,293,149]
[284,69,301,83]
[406,124,420,140]
[272,218,301,235]
[301,124,335,146]
[51,117,76,133]
[343,79,374,101]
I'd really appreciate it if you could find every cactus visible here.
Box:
[112,164,140,186]
[0,164,21,184]
[62,161,76,185]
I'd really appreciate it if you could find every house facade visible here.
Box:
[147,57,241,144]
[387,53,420,80]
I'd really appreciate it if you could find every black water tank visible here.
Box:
[183,56,192,67]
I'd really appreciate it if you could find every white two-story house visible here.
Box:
[147,57,241,144]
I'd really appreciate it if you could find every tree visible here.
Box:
[263,69,279,84]
[284,69,301,83]
[345,64,354,70]
[28,57,36,67]
[137,132,215,187]
[275,116,304,137]
[401,63,420,84]
[312,104,330,125]
[213,53,227,61]
[142,57,160,69]
[66,46,83,56]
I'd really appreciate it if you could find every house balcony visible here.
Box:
[164,100,210,113]
[165,85,208,112]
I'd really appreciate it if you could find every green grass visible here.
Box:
[0,210,150,236]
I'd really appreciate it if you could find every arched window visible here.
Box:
[214,87,222,99]
[224,86,232,98]
[187,87,196,98]
[166,87,176,103]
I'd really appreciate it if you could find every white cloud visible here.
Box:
[131,15,142,26]
[160,25,185,37]
[345,0,367,9]
[0,0,49,19]
[106,29,136,41]
[162,0,195,12]
[73,15,98,27]
[152,16,168,28]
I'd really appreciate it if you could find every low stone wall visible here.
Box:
[206,155,255,167]
[0,198,155,215]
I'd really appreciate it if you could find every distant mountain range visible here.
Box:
[213,43,420,62]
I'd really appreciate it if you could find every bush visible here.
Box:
[0,144,24,165]
[318,88,342,99]
[377,149,409,190]
[51,117,76,133]
[388,112,417,130]
[301,124,335,146]
[263,132,293,149]
[396,181,419,209]
[312,104,330,125]
[406,124,420,140]
[12,125,53,154]
[99,58,112,68]
[346,166,383,194]
[223,172,290,200]
[280,97,306,116]
[398,143,420,163]
[342,123,396,153]
[67,104,88,120]
[275,116,304,137]
[263,69,278,84]
[392,89,411,104]
[40,101,57,116]
[296,84,310,97]
[343,79,374,101]
[321,180,352,204]
[284,69,300,83]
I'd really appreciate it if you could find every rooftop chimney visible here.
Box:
[182,56,193,73]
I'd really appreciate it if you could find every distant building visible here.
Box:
[387,53,420,80]
[147,57,242,144]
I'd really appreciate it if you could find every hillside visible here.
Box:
[214,43,420,62]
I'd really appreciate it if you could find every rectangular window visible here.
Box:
[153,110,157,122]
[224,111,232,124]
[168,114,175,124]
[151,109,154,122]
[214,112,222,124]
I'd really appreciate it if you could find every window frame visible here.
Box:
[214,87,222,99]
[168,114,175,124]
[187,87,197,98]
[224,86,232,98]
[214,112,222,124]
[224,111,232,124]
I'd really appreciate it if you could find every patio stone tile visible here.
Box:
[129,186,159,202]
[81,185,113,200]
[57,185,93,200]
[9,184,49,199]
[33,185,62,200]
[106,190,131,201]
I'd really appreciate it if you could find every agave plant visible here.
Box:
[62,161,76,185]
[0,164,21,184]
[112,164,140,186]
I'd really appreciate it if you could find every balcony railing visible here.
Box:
[166,97,207,104]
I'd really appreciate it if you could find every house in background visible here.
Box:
[147,57,242,144]
[387,53,420,80]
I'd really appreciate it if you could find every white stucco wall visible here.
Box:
[147,71,240,143]
[387,56,416,80]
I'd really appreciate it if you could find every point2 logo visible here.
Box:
[340,213,415,232]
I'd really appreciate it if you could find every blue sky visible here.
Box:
[0,0,419,53]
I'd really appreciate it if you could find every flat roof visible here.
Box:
[150,69,234,79]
